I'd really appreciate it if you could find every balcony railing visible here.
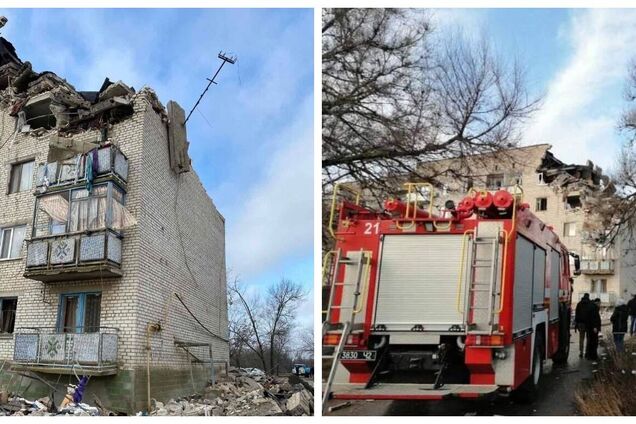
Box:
[35,145,129,190]
[12,327,119,376]
[580,259,615,275]
[589,292,617,306]
[24,229,123,282]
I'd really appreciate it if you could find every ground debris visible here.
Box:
[146,367,313,416]
[0,394,99,416]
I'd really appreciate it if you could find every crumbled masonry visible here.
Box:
[0,368,313,416]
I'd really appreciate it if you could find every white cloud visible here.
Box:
[226,95,313,278]
[523,9,636,172]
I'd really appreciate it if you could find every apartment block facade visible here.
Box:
[415,144,636,306]
[0,37,228,413]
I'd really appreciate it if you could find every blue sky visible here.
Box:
[436,8,636,172]
[0,9,314,327]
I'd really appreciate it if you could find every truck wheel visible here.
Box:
[553,305,570,364]
[514,336,543,402]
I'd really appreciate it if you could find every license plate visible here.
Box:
[341,350,377,361]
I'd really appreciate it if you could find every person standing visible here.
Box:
[611,298,629,352]
[585,298,602,361]
[628,294,636,337]
[575,293,593,357]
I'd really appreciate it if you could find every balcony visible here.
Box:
[588,292,617,306]
[35,144,128,191]
[12,327,119,376]
[580,259,615,275]
[24,229,123,282]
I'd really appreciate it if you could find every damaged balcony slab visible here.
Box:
[23,264,123,283]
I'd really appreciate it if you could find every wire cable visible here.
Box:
[174,293,228,342]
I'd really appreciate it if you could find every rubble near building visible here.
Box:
[0,368,314,417]
[0,31,229,414]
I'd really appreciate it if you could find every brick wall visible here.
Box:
[0,90,228,410]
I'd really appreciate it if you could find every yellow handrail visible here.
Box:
[395,182,434,230]
[456,229,475,314]
[496,184,523,313]
[353,251,373,314]
[496,229,510,314]
[328,183,361,240]
[322,250,336,287]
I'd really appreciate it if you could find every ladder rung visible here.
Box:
[470,307,491,310]
[472,264,494,268]
[470,288,491,292]
[333,283,358,286]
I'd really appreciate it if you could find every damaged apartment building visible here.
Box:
[401,144,636,305]
[0,34,228,413]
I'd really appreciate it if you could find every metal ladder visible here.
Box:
[466,236,500,334]
[322,251,368,413]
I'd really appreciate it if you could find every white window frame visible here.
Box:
[564,222,577,237]
[537,172,546,185]
[0,225,27,260]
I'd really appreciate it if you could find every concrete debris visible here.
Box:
[146,368,314,416]
[0,395,99,416]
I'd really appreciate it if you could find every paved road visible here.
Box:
[326,337,596,416]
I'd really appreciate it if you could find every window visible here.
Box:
[565,195,582,210]
[8,160,34,194]
[464,178,474,192]
[564,222,577,237]
[486,174,504,190]
[0,297,17,334]
[537,172,546,185]
[536,197,548,212]
[58,292,101,333]
[591,279,607,294]
[0,225,26,259]
[69,186,108,232]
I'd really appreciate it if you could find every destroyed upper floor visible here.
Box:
[0,36,191,173]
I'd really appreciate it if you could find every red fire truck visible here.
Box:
[322,183,579,411]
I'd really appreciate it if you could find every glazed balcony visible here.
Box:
[12,327,119,376]
[580,259,615,275]
[35,144,129,190]
[23,181,134,282]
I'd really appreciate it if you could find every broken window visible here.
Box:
[464,178,474,192]
[58,292,101,333]
[486,174,504,190]
[537,172,546,185]
[564,222,577,237]
[8,159,34,194]
[565,195,582,210]
[536,197,548,212]
[0,297,17,334]
[0,225,26,259]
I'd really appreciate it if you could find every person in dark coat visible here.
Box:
[585,298,602,360]
[575,293,593,357]
[611,299,629,352]
[628,294,636,336]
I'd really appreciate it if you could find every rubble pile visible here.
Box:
[0,395,101,416]
[148,368,314,416]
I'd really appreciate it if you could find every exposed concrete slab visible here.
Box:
[167,100,191,173]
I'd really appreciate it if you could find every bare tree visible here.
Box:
[265,279,307,373]
[228,277,307,374]
[228,277,268,371]
[322,8,539,200]
[583,60,636,251]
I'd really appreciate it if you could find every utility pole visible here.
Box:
[184,51,236,125]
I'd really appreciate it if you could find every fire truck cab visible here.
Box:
[322,184,576,408]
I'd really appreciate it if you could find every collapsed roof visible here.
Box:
[0,35,191,173]
[537,149,614,195]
